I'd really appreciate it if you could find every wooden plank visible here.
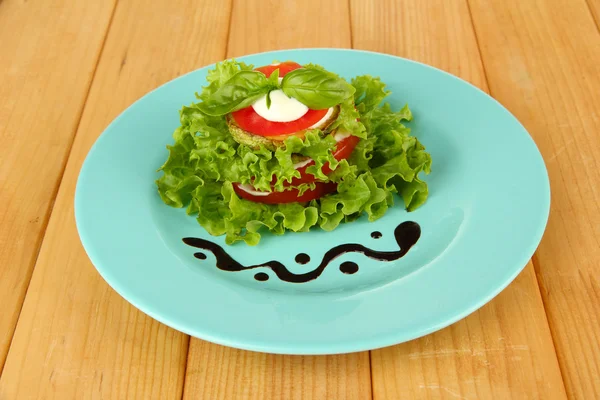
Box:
[350,0,567,398]
[0,0,116,373]
[468,0,600,397]
[0,0,232,398]
[182,2,371,400]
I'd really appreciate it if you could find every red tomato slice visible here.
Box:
[288,134,360,186]
[231,107,328,136]
[233,182,338,204]
[254,61,302,77]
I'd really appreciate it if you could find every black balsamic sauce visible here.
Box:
[371,231,382,239]
[295,253,310,264]
[254,272,269,281]
[183,221,420,284]
[340,261,359,274]
[194,252,207,260]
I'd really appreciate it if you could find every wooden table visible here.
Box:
[1,0,599,398]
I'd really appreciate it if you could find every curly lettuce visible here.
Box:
[156,61,431,245]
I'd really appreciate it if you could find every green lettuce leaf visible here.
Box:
[197,60,254,102]
[156,62,432,245]
[352,75,390,114]
[327,97,367,139]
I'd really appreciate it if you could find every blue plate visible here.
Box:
[75,49,550,354]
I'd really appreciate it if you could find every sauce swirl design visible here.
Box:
[340,261,359,274]
[182,221,420,283]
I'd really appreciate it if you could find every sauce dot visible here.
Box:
[340,261,359,275]
[254,272,269,281]
[295,253,310,264]
[371,231,382,239]
[194,252,207,260]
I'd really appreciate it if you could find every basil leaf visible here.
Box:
[281,68,355,109]
[197,71,271,116]
[267,68,280,86]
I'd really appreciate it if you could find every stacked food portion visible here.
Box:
[156,60,432,245]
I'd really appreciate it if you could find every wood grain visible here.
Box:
[0,0,116,373]
[2,0,597,398]
[370,267,566,400]
[182,1,370,399]
[468,0,600,397]
[0,0,232,398]
[226,0,351,57]
[351,0,567,398]
[184,342,371,400]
